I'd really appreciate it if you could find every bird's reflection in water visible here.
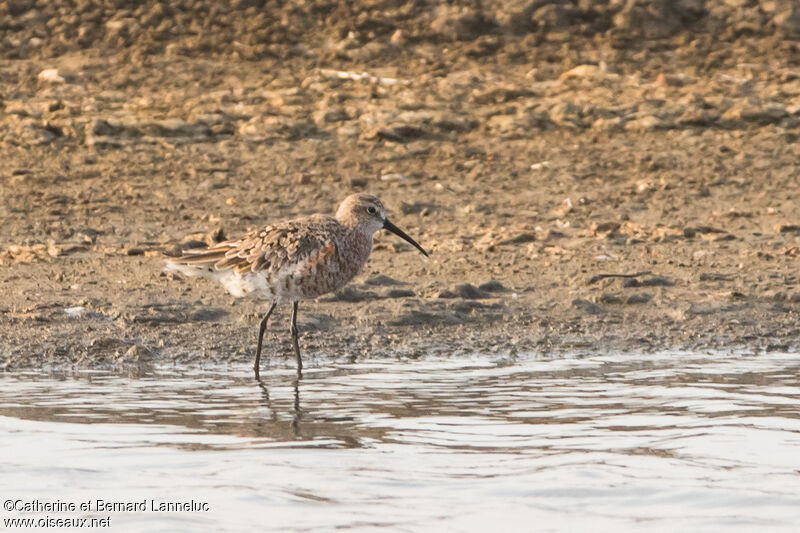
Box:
[253,366,367,447]
[255,367,302,438]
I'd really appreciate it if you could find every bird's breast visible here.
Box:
[294,232,373,299]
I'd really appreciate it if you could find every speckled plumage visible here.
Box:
[165,193,428,377]
[167,214,372,303]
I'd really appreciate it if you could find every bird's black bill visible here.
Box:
[383,219,429,257]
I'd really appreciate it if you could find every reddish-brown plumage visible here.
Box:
[165,193,428,376]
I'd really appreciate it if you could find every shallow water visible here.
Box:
[1,352,800,532]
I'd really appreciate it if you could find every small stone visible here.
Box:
[452,283,491,299]
[499,233,536,245]
[598,292,624,304]
[430,5,493,41]
[470,85,533,105]
[551,198,573,217]
[775,223,800,233]
[126,248,144,256]
[478,280,507,293]
[380,173,408,183]
[47,242,61,257]
[560,64,620,81]
[64,306,88,318]
[38,68,65,83]
[775,3,800,37]
[533,3,576,30]
[549,102,584,128]
[400,202,434,215]
[384,288,415,299]
[592,117,625,131]
[375,125,426,143]
[624,115,666,131]
[365,275,408,286]
[312,108,351,126]
[722,103,787,125]
[325,287,378,302]
[572,298,605,315]
[179,239,207,251]
[623,276,675,288]
[599,292,652,305]
[542,230,565,240]
[123,344,154,362]
[613,0,687,39]
[592,221,621,236]
[654,73,684,87]
[389,29,407,46]
[625,293,653,304]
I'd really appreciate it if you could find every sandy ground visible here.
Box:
[1,0,799,369]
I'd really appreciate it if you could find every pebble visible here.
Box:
[37,68,65,83]
[599,292,653,305]
[551,198,573,217]
[470,85,533,105]
[451,283,491,300]
[478,281,507,293]
[64,306,88,318]
[380,173,409,183]
[655,73,684,87]
[560,64,619,81]
[774,224,800,233]
[122,344,154,362]
[389,29,406,46]
[592,221,621,236]
[365,275,408,286]
[374,125,426,143]
[430,5,490,41]
[572,298,605,315]
[384,288,416,299]
[623,276,675,288]
[722,103,787,125]
[325,287,378,302]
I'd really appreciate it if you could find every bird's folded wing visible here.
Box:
[175,217,340,276]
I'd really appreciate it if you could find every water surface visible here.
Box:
[2,352,800,532]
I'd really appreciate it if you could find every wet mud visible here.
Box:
[1,0,799,368]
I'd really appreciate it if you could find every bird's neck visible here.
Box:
[342,226,374,263]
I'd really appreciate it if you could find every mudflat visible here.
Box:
[1,1,799,368]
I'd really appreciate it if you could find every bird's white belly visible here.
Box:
[218,268,311,304]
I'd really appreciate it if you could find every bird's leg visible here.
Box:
[253,302,277,379]
[290,301,302,372]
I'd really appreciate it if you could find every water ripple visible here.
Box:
[1,352,800,531]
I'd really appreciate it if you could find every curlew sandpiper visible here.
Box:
[166,193,428,378]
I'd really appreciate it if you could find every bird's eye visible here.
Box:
[367,206,377,215]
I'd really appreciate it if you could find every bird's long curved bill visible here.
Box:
[383,219,429,257]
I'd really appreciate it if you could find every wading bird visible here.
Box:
[166,194,428,378]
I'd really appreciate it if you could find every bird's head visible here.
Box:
[336,193,428,257]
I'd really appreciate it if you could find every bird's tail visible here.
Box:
[164,248,231,278]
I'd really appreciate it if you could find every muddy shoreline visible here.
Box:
[1,1,799,368]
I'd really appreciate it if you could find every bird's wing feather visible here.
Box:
[173,215,342,276]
